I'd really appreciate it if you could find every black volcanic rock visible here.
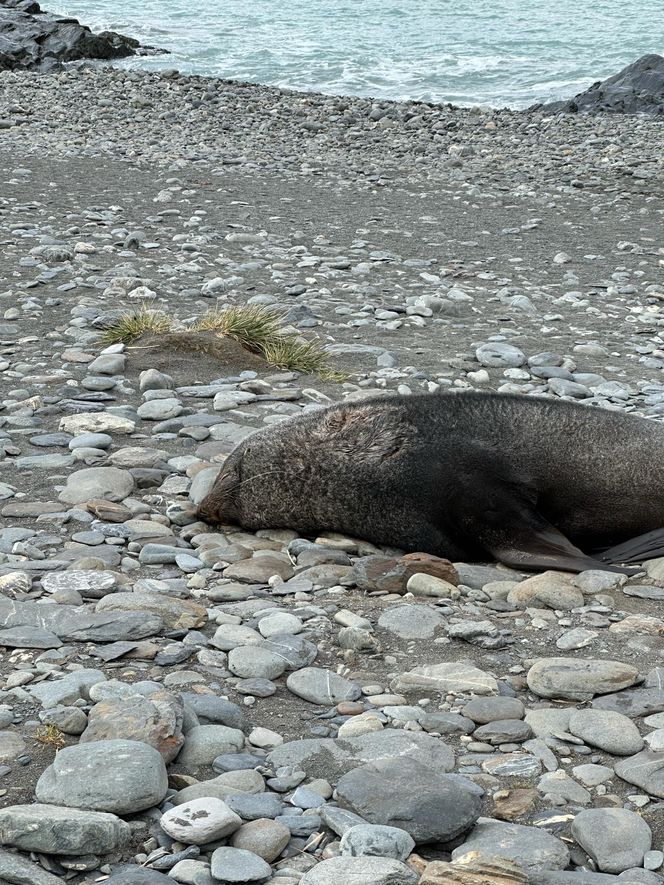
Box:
[0,0,164,71]
[535,54,664,115]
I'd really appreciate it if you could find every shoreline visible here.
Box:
[2,64,664,188]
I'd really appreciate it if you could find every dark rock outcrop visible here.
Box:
[535,54,664,115]
[0,0,164,71]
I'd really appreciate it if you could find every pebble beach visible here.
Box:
[0,59,663,885]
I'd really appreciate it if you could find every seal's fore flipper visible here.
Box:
[452,447,633,574]
[597,527,664,565]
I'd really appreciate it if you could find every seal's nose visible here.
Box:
[196,498,218,524]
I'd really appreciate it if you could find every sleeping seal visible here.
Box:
[197,391,664,573]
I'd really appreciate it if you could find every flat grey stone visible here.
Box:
[568,709,644,756]
[0,804,130,855]
[377,604,445,639]
[0,848,63,885]
[476,342,526,367]
[464,697,525,724]
[300,856,418,884]
[228,646,288,680]
[531,875,625,885]
[96,591,207,630]
[571,809,652,874]
[268,730,454,784]
[227,793,284,821]
[473,718,532,744]
[420,712,475,735]
[0,626,62,648]
[88,353,126,374]
[336,756,482,844]
[286,667,361,704]
[527,658,639,701]
[0,598,162,642]
[181,694,246,731]
[525,708,572,738]
[41,569,117,598]
[592,688,664,718]
[452,818,570,872]
[259,633,318,670]
[28,669,106,707]
[104,867,174,884]
[58,466,135,504]
[537,771,591,805]
[35,739,168,813]
[177,724,245,767]
[339,824,415,861]
[0,731,26,760]
[210,846,271,882]
[623,585,664,600]
[614,751,664,798]
[15,453,75,468]
[392,662,498,695]
[137,398,184,420]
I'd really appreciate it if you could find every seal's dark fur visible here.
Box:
[197,391,664,573]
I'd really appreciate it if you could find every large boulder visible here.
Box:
[0,0,161,72]
[35,739,168,813]
[537,54,664,115]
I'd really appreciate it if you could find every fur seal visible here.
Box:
[197,391,664,573]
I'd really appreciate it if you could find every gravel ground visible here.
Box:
[0,66,662,885]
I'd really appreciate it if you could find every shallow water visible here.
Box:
[49,0,663,108]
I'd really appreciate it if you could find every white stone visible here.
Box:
[160,797,242,844]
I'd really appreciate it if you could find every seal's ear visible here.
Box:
[311,404,416,463]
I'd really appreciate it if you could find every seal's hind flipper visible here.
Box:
[598,528,664,565]
[485,525,632,574]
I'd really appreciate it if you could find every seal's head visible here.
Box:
[196,447,243,526]
[195,400,416,534]
[195,427,306,529]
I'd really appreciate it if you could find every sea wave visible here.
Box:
[48,0,662,108]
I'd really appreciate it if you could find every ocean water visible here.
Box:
[49,0,662,108]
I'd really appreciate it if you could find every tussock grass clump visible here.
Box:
[33,724,66,750]
[98,303,345,381]
[192,304,283,351]
[97,304,173,347]
[262,335,346,381]
[193,304,346,381]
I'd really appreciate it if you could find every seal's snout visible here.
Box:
[196,497,219,524]
[196,457,242,526]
